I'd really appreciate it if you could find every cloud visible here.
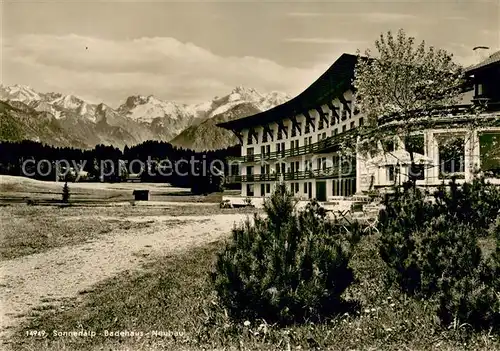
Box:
[362,12,417,22]
[287,12,324,17]
[285,38,367,45]
[2,34,322,107]
[287,11,417,22]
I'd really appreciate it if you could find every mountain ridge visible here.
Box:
[0,84,290,150]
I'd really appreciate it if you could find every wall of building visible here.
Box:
[231,84,500,200]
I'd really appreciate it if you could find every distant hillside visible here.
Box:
[0,101,88,148]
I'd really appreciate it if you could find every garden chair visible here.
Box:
[362,204,380,234]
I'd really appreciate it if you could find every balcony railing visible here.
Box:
[228,129,358,163]
[224,164,356,183]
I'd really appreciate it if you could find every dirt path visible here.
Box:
[0,213,249,340]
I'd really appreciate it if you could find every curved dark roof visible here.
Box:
[217,53,358,131]
[466,50,500,73]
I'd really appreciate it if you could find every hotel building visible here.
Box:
[218,52,500,204]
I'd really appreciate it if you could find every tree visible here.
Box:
[354,29,466,187]
[62,182,70,203]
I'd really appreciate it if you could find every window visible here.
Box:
[277,128,283,140]
[262,130,268,143]
[276,142,285,157]
[341,109,348,121]
[405,135,425,155]
[350,121,355,129]
[479,132,500,178]
[230,164,239,176]
[291,124,297,137]
[318,118,324,130]
[246,184,254,196]
[295,183,299,193]
[305,122,310,134]
[276,162,286,174]
[383,139,395,152]
[476,83,484,97]
[260,184,265,197]
[345,101,352,117]
[266,183,271,193]
[246,148,254,161]
[331,106,339,125]
[439,136,465,177]
[304,136,312,151]
[316,157,327,171]
[246,166,254,181]
[260,164,269,176]
[387,165,395,182]
[342,125,347,133]
[333,154,340,168]
[290,139,299,155]
[359,117,364,126]
[303,182,308,193]
[331,128,338,136]
[246,131,253,145]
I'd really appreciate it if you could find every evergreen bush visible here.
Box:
[62,182,70,203]
[433,177,500,236]
[212,183,359,325]
[379,180,500,330]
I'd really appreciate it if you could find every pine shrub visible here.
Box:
[62,182,70,203]
[379,181,500,330]
[433,177,500,236]
[378,187,435,295]
[212,183,358,325]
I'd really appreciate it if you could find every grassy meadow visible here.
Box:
[7,234,499,351]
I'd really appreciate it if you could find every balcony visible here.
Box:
[224,163,356,183]
[228,129,359,163]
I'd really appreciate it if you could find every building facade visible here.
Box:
[218,52,500,203]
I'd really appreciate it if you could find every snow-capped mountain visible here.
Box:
[0,84,42,103]
[0,84,290,149]
[118,95,194,122]
[170,87,291,151]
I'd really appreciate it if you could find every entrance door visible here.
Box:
[315,181,327,201]
[308,182,313,199]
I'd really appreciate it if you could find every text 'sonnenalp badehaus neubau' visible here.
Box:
[218,52,500,206]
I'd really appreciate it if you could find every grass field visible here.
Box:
[0,175,238,205]
[0,203,257,261]
[6,234,499,351]
[2,175,498,350]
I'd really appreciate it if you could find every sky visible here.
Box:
[1,0,499,108]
